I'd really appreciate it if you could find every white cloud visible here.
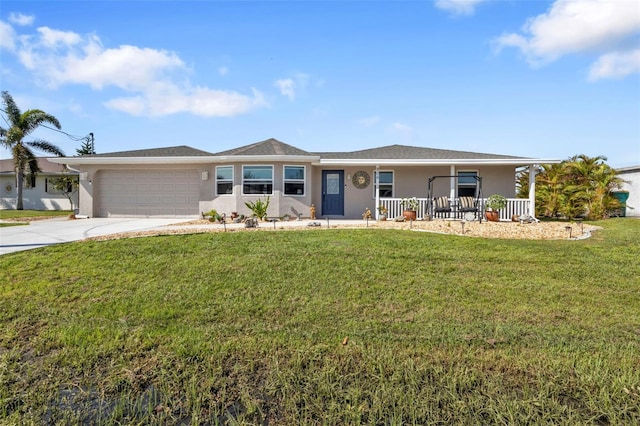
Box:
[389,122,415,140]
[435,0,487,16]
[218,66,229,76]
[0,21,16,51]
[588,49,640,81]
[357,116,380,127]
[274,78,296,100]
[37,26,82,48]
[105,87,267,117]
[8,13,34,26]
[274,72,312,101]
[494,0,640,79]
[2,21,268,117]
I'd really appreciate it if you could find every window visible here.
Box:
[45,178,74,193]
[284,165,305,195]
[457,171,478,197]
[25,175,36,189]
[216,166,234,195]
[243,165,273,195]
[374,171,394,198]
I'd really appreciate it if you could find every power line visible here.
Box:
[40,123,91,142]
[0,107,92,142]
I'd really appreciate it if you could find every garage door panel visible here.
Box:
[98,170,200,217]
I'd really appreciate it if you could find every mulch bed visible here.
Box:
[86,218,600,241]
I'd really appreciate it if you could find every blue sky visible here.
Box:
[1,0,639,167]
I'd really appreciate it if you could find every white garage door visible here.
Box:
[97,170,200,217]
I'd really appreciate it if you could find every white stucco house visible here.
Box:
[0,157,79,211]
[617,166,639,217]
[48,138,560,220]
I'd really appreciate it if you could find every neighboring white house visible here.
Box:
[617,166,640,217]
[0,157,79,211]
[49,138,560,220]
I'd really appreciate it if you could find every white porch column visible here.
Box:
[375,165,380,220]
[449,165,456,200]
[528,164,536,217]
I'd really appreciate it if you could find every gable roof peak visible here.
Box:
[214,138,315,157]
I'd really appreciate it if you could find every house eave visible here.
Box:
[49,156,561,167]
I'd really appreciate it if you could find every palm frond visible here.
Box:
[27,139,65,157]
[22,110,62,134]
[1,91,22,124]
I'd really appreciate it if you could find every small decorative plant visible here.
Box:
[245,196,270,220]
[400,197,419,211]
[485,194,507,211]
[204,209,218,222]
[377,205,388,215]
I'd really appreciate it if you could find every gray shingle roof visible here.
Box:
[55,140,532,162]
[214,138,315,156]
[86,145,214,157]
[315,144,525,160]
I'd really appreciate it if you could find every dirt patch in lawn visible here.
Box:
[87,218,600,242]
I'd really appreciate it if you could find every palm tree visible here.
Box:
[0,91,65,210]
[564,155,623,219]
[532,154,623,220]
[535,163,566,218]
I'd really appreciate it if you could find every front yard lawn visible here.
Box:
[1,219,639,424]
[0,209,72,220]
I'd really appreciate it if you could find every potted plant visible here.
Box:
[485,194,507,222]
[400,197,419,221]
[377,204,388,221]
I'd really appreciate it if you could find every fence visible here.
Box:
[378,198,531,221]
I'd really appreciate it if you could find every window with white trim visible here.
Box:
[284,165,305,196]
[216,166,234,195]
[374,170,394,198]
[242,165,273,195]
[457,171,478,197]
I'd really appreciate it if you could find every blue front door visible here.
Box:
[322,170,344,216]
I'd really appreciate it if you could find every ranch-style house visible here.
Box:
[1,157,79,211]
[48,138,560,220]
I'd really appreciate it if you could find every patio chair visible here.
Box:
[433,196,451,218]
[458,196,479,220]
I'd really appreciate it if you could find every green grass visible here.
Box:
[0,209,72,219]
[0,222,28,227]
[1,219,639,424]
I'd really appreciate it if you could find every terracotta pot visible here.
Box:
[485,210,500,222]
[403,210,417,221]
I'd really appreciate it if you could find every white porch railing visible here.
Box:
[378,198,531,221]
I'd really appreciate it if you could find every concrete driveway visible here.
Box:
[0,217,194,255]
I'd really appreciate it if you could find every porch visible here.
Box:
[378,198,531,221]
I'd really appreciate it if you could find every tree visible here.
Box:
[76,133,95,155]
[535,163,568,218]
[48,169,79,211]
[530,155,623,220]
[564,155,622,219]
[0,91,65,210]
